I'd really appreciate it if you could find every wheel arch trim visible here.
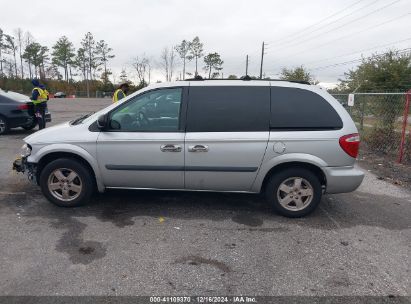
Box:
[29,144,105,192]
[251,153,328,192]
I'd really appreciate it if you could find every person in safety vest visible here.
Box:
[113,82,130,103]
[31,79,48,130]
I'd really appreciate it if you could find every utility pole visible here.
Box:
[259,42,265,79]
[246,55,249,76]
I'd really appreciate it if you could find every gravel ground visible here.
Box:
[358,147,411,189]
[0,98,410,297]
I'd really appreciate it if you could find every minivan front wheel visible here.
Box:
[39,158,94,207]
[265,168,322,217]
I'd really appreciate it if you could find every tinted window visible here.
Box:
[109,88,182,132]
[270,87,343,130]
[187,86,270,132]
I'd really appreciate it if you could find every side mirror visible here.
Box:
[97,114,108,130]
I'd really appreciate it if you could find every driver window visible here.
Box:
[109,88,182,132]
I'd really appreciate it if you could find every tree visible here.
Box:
[37,45,49,80]
[0,29,5,77]
[95,40,114,84]
[175,40,192,80]
[81,32,97,81]
[4,34,18,78]
[23,42,43,78]
[160,47,176,82]
[341,50,411,92]
[119,69,128,83]
[189,36,204,76]
[280,65,316,84]
[24,31,34,79]
[14,28,24,79]
[203,52,223,79]
[74,47,89,95]
[131,55,149,86]
[340,50,411,152]
[52,36,75,82]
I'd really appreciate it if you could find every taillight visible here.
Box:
[339,133,360,158]
[17,104,29,110]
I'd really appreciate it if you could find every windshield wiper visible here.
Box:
[71,112,94,125]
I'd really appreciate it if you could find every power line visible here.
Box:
[271,12,410,63]
[308,47,411,71]
[305,37,411,65]
[263,46,411,76]
[268,0,379,47]
[269,0,402,54]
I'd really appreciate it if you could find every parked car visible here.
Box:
[0,90,35,134]
[54,92,66,98]
[0,89,52,134]
[13,80,364,217]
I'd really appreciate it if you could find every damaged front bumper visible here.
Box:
[13,157,37,183]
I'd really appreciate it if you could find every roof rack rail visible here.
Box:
[184,76,310,85]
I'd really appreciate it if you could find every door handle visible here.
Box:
[188,144,209,152]
[160,144,182,152]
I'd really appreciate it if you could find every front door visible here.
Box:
[97,87,186,189]
[184,84,270,191]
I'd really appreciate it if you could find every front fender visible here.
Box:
[251,153,327,192]
[28,143,105,192]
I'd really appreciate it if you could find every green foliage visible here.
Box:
[95,39,115,84]
[280,65,317,84]
[340,51,411,153]
[189,36,204,76]
[51,36,75,82]
[203,52,223,79]
[22,42,49,79]
[175,40,192,80]
[341,50,411,92]
[81,32,98,80]
[0,28,6,77]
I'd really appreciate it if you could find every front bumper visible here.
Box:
[12,158,24,172]
[13,157,37,183]
[324,166,364,194]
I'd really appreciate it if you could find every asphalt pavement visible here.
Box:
[0,98,410,297]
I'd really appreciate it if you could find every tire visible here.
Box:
[265,167,322,218]
[39,158,94,207]
[0,115,9,135]
[22,119,37,131]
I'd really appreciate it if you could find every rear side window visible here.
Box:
[270,87,343,130]
[187,86,270,132]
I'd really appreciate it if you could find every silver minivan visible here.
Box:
[13,80,364,217]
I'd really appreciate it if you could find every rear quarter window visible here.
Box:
[270,87,343,130]
[187,86,270,132]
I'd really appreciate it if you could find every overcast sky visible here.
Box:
[2,0,410,86]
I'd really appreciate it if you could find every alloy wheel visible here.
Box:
[276,177,314,211]
[47,168,83,202]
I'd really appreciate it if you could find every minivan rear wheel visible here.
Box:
[39,158,94,207]
[265,168,322,217]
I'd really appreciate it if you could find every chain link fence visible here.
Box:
[332,92,411,164]
[69,91,114,98]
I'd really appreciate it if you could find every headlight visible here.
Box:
[20,143,32,157]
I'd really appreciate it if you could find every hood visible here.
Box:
[24,122,72,144]
[24,120,99,146]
